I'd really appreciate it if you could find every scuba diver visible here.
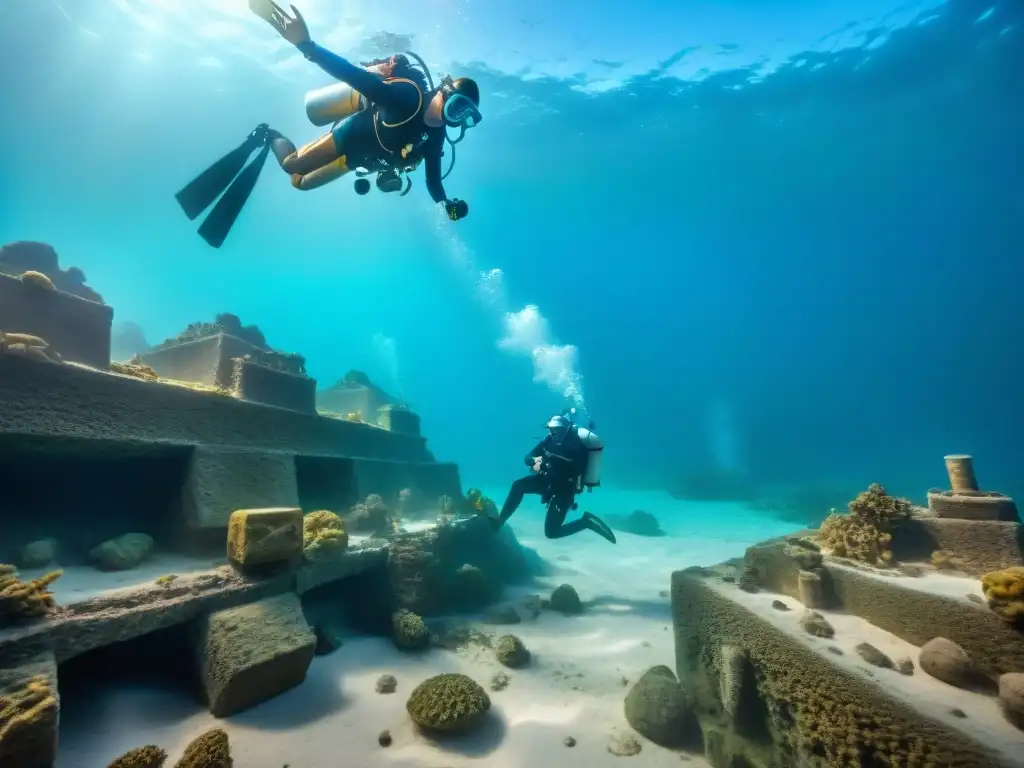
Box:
[175,0,481,248]
[492,409,617,543]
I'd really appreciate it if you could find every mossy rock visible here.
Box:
[89,533,154,572]
[392,609,430,650]
[406,673,491,734]
[106,745,168,768]
[174,728,232,768]
[550,583,582,614]
[495,634,530,668]
[623,665,694,747]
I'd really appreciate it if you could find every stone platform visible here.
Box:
[0,355,460,555]
[672,569,1024,768]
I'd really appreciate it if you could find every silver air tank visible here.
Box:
[576,427,603,488]
[304,82,365,127]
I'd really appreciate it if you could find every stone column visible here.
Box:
[945,454,979,493]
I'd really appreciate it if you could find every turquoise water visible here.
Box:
[1,2,1020,569]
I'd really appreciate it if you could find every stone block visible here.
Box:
[195,592,316,717]
[231,357,316,414]
[315,382,396,422]
[183,446,300,530]
[138,333,258,388]
[927,490,1019,522]
[226,508,302,567]
[295,544,389,594]
[0,271,112,368]
[893,517,1023,574]
[379,406,421,436]
[0,650,58,768]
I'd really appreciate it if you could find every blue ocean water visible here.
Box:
[1,0,1021,517]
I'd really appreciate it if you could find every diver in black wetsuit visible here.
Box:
[494,413,617,543]
[175,0,479,248]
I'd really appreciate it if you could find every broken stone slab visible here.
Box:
[295,544,389,594]
[0,650,58,768]
[226,507,302,567]
[195,591,316,718]
[183,447,300,532]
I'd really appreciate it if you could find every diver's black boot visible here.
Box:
[584,512,616,544]
[247,123,272,146]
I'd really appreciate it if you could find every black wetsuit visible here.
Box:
[497,432,615,542]
[297,42,450,203]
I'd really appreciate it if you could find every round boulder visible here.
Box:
[623,665,694,747]
[919,637,982,689]
[406,673,491,734]
[550,584,582,614]
[495,634,530,668]
[999,672,1024,731]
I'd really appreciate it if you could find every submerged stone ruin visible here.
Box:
[664,455,1024,768]
[0,242,541,767]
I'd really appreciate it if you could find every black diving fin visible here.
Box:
[175,133,263,221]
[196,142,271,249]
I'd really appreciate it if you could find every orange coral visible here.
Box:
[0,565,61,626]
[817,484,911,566]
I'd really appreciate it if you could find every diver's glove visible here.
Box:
[445,198,469,221]
[250,0,311,47]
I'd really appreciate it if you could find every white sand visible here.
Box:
[54,489,800,768]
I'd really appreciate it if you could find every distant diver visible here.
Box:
[175,0,481,248]
[492,409,617,543]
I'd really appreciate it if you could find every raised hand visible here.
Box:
[249,0,311,47]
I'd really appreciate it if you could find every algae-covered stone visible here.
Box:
[302,510,348,561]
[20,539,57,569]
[106,745,167,768]
[392,609,430,651]
[226,507,301,567]
[406,673,491,734]
[195,592,316,717]
[495,634,530,668]
[89,533,154,571]
[176,728,232,767]
[919,637,980,690]
[623,665,693,747]
[550,583,582,614]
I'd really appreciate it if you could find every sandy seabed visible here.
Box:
[56,490,799,768]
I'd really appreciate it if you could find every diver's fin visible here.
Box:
[196,143,271,249]
[584,512,617,544]
[175,128,265,221]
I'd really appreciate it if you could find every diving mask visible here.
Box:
[440,75,482,131]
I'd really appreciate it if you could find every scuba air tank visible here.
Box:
[304,82,364,127]
[576,426,604,488]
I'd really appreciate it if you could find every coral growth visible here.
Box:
[406,673,491,734]
[0,241,104,302]
[346,494,393,535]
[0,675,59,764]
[0,565,61,627]
[932,550,968,572]
[156,313,268,351]
[981,567,1024,627]
[0,331,62,363]
[392,609,431,650]
[817,483,912,565]
[495,634,530,668]
[345,411,363,422]
[106,729,232,768]
[302,510,349,560]
[107,745,168,768]
[110,360,159,381]
[19,271,55,291]
[465,488,498,517]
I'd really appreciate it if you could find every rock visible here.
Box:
[919,637,983,690]
[376,674,398,694]
[20,539,57,569]
[785,545,823,571]
[452,563,494,610]
[608,733,642,756]
[406,673,491,734]
[550,583,582,614]
[564,735,576,747]
[799,610,834,638]
[89,533,154,571]
[195,592,316,717]
[313,626,342,655]
[490,671,510,691]
[392,609,430,651]
[516,594,543,619]
[495,634,530,668]
[998,672,1024,730]
[606,510,666,537]
[827,646,844,656]
[895,657,914,675]
[771,600,789,611]
[482,603,522,625]
[378,729,392,747]
[855,643,893,669]
[177,729,231,767]
[719,645,747,723]
[950,708,967,718]
[797,569,827,609]
[226,507,302,567]
[623,665,693,747]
